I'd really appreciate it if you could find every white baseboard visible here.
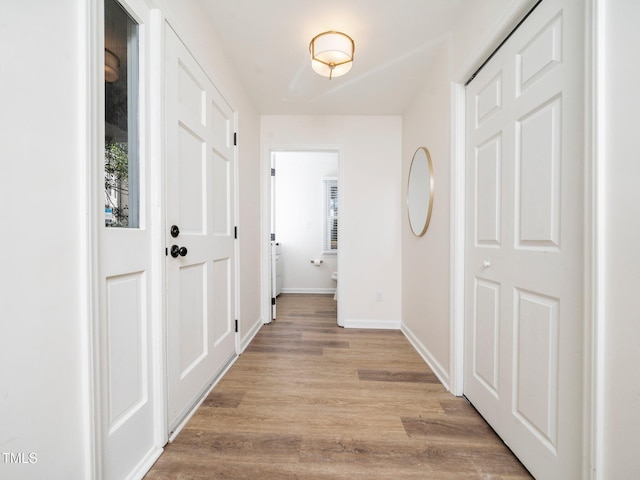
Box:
[342,318,401,330]
[240,316,263,353]
[401,323,450,391]
[281,287,336,294]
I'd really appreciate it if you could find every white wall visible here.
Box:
[400,0,531,388]
[274,151,338,293]
[0,1,90,479]
[262,116,402,328]
[153,0,263,341]
[401,39,452,384]
[601,0,640,476]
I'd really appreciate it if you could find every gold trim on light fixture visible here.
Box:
[309,31,355,79]
[105,48,120,83]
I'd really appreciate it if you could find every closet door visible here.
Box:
[464,0,585,478]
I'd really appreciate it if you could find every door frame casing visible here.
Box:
[261,145,344,327]
[84,1,102,477]
[448,0,601,478]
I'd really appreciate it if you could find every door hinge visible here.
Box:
[235,319,238,333]
[271,168,275,176]
[271,297,276,306]
[270,233,275,241]
[234,226,238,239]
[234,132,237,146]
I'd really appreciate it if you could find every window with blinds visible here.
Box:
[323,179,338,254]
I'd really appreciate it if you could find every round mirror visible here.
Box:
[407,147,434,236]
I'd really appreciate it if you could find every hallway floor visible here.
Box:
[144,293,532,479]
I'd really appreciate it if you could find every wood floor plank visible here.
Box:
[144,294,532,479]
[200,390,245,409]
[401,415,495,441]
[358,369,441,384]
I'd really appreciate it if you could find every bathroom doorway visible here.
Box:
[269,150,340,322]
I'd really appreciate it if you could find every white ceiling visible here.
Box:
[194,0,470,115]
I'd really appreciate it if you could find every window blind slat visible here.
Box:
[323,179,338,253]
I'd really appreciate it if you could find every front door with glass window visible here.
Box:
[99,0,159,478]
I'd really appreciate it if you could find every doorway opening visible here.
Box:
[268,150,341,323]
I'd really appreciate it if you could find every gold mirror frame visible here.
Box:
[407,147,434,236]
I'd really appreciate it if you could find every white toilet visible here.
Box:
[331,271,338,301]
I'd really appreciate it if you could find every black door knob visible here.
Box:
[170,225,180,238]
[170,245,188,258]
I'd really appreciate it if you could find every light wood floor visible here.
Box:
[145,293,532,479]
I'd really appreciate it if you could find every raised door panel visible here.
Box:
[106,273,148,428]
[475,135,503,247]
[212,258,232,345]
[178,60,206,124]
[515,97,562,250]
[517,14,563,96]
[473,278,501,398]
[177,263,208,377]
[513,288,559,452]
[178,126,207,234]
[476,72,503,127]
[211,148,230,236]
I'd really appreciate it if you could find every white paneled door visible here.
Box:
[165,24,237,433]
[99,1,159,479]
[464,0,584,478]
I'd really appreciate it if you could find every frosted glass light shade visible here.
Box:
[309,31,354,79]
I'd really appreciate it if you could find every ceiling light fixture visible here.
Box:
[104,48,120,83]
[309,31,355,79]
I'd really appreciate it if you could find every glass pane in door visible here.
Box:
[104,0,139,228]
